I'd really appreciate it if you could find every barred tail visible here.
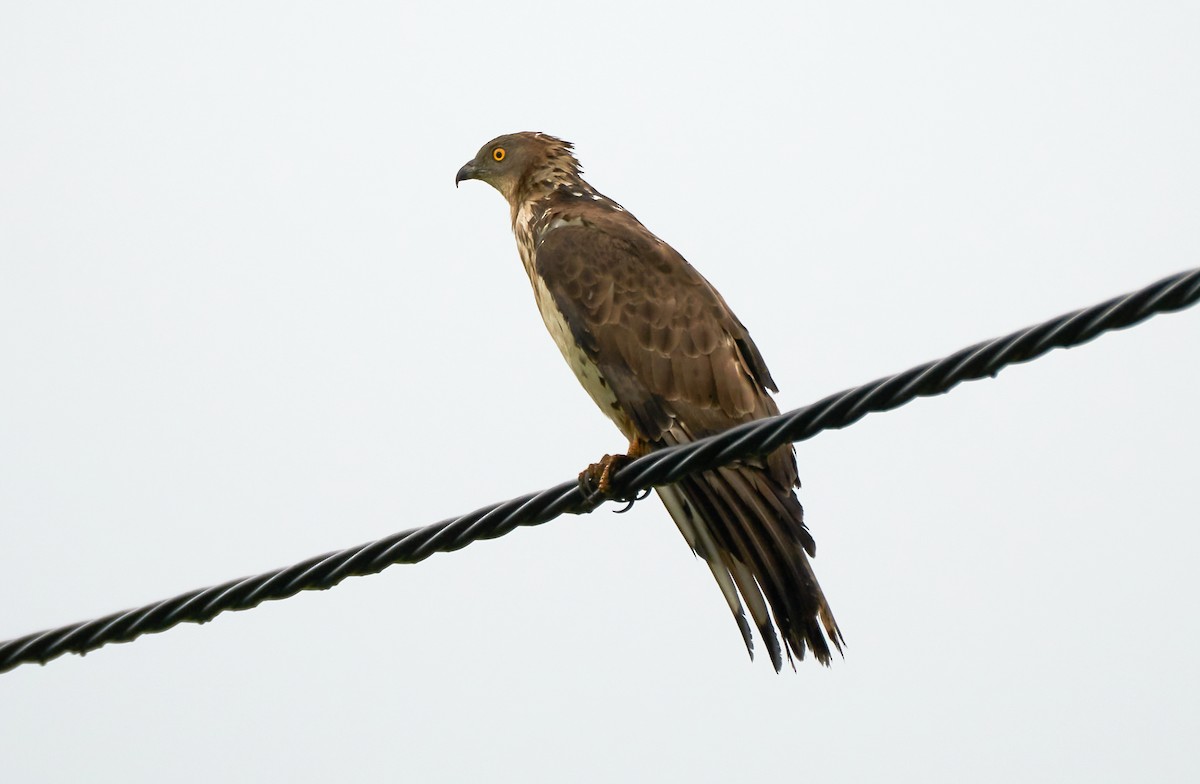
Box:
[656,463,842,670]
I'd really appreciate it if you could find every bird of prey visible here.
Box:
[456,132,842,669]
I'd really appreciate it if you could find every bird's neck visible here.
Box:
[509,181,586,223]
[508,154,592,220]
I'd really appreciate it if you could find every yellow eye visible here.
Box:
[492,147,506,162]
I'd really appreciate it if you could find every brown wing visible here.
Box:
[533,204,842,668]
[534,208,777,434]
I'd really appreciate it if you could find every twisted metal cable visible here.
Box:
[3,268,1197,674]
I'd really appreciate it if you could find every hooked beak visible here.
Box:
[455,162,477,188]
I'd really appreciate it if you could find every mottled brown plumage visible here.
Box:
[456,132,842,669]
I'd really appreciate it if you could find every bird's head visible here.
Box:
[455,132,582,203]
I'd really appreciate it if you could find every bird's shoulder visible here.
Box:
[527,188,781,419]
[529,191,721,320]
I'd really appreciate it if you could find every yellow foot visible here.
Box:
[579,453,632,497]
[578,440,653,504]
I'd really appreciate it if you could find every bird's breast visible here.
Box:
[529,272,633,438]
[514,199,636,438]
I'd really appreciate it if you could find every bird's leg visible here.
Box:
[579,439,653,501]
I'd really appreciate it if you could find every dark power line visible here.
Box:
[2,268,1197,675]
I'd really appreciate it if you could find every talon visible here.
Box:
[612,486,651,513]
[578,453,630,497]
[577,456,610,501]
[577,465,596,496]
[578,439,654,508]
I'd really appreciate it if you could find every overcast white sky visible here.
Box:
[2,2,1198,781]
